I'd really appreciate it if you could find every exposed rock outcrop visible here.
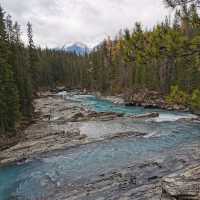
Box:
[161,165,200,200]
[46,145,200,200]
[70,111,124,122]
[0,92,159,166]
[125,89,189,111]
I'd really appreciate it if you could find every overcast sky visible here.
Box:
[1,0,172,48]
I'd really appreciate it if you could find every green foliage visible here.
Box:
[1,0,200,135]
[166,85,190,105]
[0,5,33,134]
[33,1,200,109]
[190,89,200,110]
[0,62,20,133]
[166,86,200,111]
[27,22,39,93]
[0,6,20,134]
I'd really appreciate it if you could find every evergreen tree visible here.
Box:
[27,22,38,93]
[0,6,20,134]
[1,0,200,135]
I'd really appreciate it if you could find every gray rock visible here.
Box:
[130,112,159,119]
[161,164,200,200]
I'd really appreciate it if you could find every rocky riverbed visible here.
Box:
[0,92,161,166]
[0,91,199,200]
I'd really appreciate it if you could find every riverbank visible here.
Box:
[0,91,199,200]
[0,91,161,166]
[99,89,190,112]
[49,87,199,113]
[0,89,198,156]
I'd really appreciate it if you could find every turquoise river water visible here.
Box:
[0,93,199,200]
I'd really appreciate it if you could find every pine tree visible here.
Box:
[7,20,33,117]
[0,6,20,134]
[27,22,38,93]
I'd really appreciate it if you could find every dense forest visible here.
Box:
[1,0,200,135]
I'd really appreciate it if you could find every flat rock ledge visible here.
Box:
[161,164,200,200]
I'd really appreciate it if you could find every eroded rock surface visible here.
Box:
[46,143,200,200]
[161,165,200,200]
[125,89,189,111]
[0,92,159,166]
[0,91,199,200]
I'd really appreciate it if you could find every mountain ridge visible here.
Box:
[62,42,90,55]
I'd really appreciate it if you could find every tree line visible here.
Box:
[1,0,200,135]
[0,7,32,134]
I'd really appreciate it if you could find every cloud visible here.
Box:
[1,0,171,48]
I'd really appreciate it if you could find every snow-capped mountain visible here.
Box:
[62,42,90,55]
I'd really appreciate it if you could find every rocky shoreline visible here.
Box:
[60,88,198,113]
[0,91,199,200]
[0,92,162,166]
[117,90,189,112]
[46,141,200,200]
[99,89,198,113]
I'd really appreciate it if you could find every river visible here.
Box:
[0,92,199,200]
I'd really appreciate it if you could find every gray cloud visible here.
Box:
[1,0,171,48]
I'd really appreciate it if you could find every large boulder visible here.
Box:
[125,89,165,108]
[161,164,200,200]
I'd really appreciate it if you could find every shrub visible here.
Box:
[190,89,200,111]
[166,85,189,105]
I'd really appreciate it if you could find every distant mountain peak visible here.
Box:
[73,42,88,48]
[62,42,90,55]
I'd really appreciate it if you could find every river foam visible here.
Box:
[149,113,198,122]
